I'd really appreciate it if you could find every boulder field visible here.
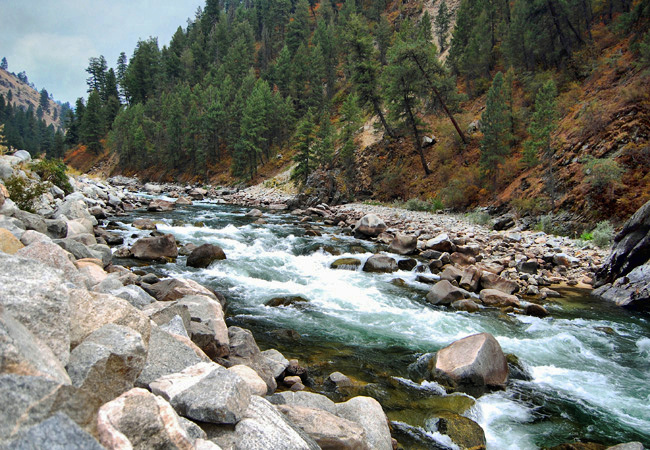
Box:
[1,154,647,449]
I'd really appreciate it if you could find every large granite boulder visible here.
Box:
[480,272,519,294]
[594,199,650,310]
[97,388,195,450]
[178,295,229,359]
[135,325,210,388]
[1,412,103,450]
[276,404,368,449]
[479,289,521,308]
[267,391,338,415]
[187,243,227,268]
[362,254,398,273]
[150,362,251,424]
[388,234,418,255]
[432,332,509,396]
[110,284,157,310]
[146,278,218,302]
[354,214,387,238]
[147,199,175,212]
[0,307,71,384]
[426,233,455,252]
[131,234,178,261]
[221,396,319,450]
[66,324,146,405]
[426,280,467,305]
[227,365,268,396]
[0,253,71,365]
[69,289,151,349]
[16,240,85,286]
[12,210,48,234]
[336,396,392,450]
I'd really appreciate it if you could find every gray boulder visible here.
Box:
[178,295,229,359]
[69,289,151,349]
[432,332,509,396]
[97,388,195,450]
[66,324,146,405]
[229,396,319,450]
[19,229,51,245]
[362,255,398,273]
[267,391,338,415]
[0,216,25,238]
[336,396,392,450]
[111,285,156,309]
[354,214,387,238]
[0,308,71,384]
[131,233,178,261]
[150,362,251,424]
[12,210,47,234]
[0,253,71,365]
[426,233,455,252]
[53,238,102,261]
[276,405,368,449]
[593,264,650,309]
[143,301,192,332]
[16,241,85,286]
[1,412,103,450]
[13,150,32,162]
[135,325,210,388]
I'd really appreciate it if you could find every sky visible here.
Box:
[0,0,204,105]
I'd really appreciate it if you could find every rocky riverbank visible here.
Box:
[1,154,646,449]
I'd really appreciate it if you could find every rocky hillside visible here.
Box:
[0,67,64,130]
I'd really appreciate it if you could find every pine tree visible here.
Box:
[524,80,558,209]
[291,112,316,185]
[82,90,104,154]
[479,72,511,190]
[383,20,432,175]
[339,93,362,184]
[0,57,7,71]
[86,56,108,93]
[116,52,129,102]
[39,89,50,113]
[286,0,311,55]
[434,0,451,52]
[375,15,393,65]
[314,109,334,167]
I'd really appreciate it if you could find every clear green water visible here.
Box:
[110,200,650,449]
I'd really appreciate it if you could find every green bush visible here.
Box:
[592,221,614,248]
[404,197,443,213]
[583,156,624,190]
[4,175,49,213]
[579,231,593,241]
[29,159,73,195]
[466,210,492,226]
[534,214,562,235]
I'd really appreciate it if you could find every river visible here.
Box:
[109,198,650,449]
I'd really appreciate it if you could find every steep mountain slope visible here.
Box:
[0,68,64,130]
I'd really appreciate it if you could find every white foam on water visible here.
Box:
[471,391,536,450]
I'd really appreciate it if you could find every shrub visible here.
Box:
[580,231,593,241]
[583,156,624,190]
[592,221,614,248]
[466,210,492,226]
[404,197,443,212]
[29,159,73,195]
[4,175,49,213]
[511,197,549,217]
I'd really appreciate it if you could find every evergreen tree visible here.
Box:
[339,93,362,183]
[286,0,311,55]
[233,79,271,178]
[82,90,105,154]
[383,20,432,175]
[86,56,108,93]
[314,109,334,167]
[291,112,316,185]
[343,14,395,138]
[434,0,451,52]
[39,89,50,113]
[0,57,7,71]
[524,80,558,209]
[375,15,393,66]
[116,52,129,102]
[479,72,511,190]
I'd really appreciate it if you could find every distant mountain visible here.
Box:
[0,67,65,131]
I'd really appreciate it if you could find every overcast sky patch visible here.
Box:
[0,0,203,104]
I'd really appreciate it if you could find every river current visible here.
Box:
[110,199,650,449]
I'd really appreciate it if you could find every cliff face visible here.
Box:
[0,68,64,131]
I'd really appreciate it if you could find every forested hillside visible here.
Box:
[0,66,68,157]
[62,0,650,224]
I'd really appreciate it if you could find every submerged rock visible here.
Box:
[435,412,486,450]
[331,257,362,270]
